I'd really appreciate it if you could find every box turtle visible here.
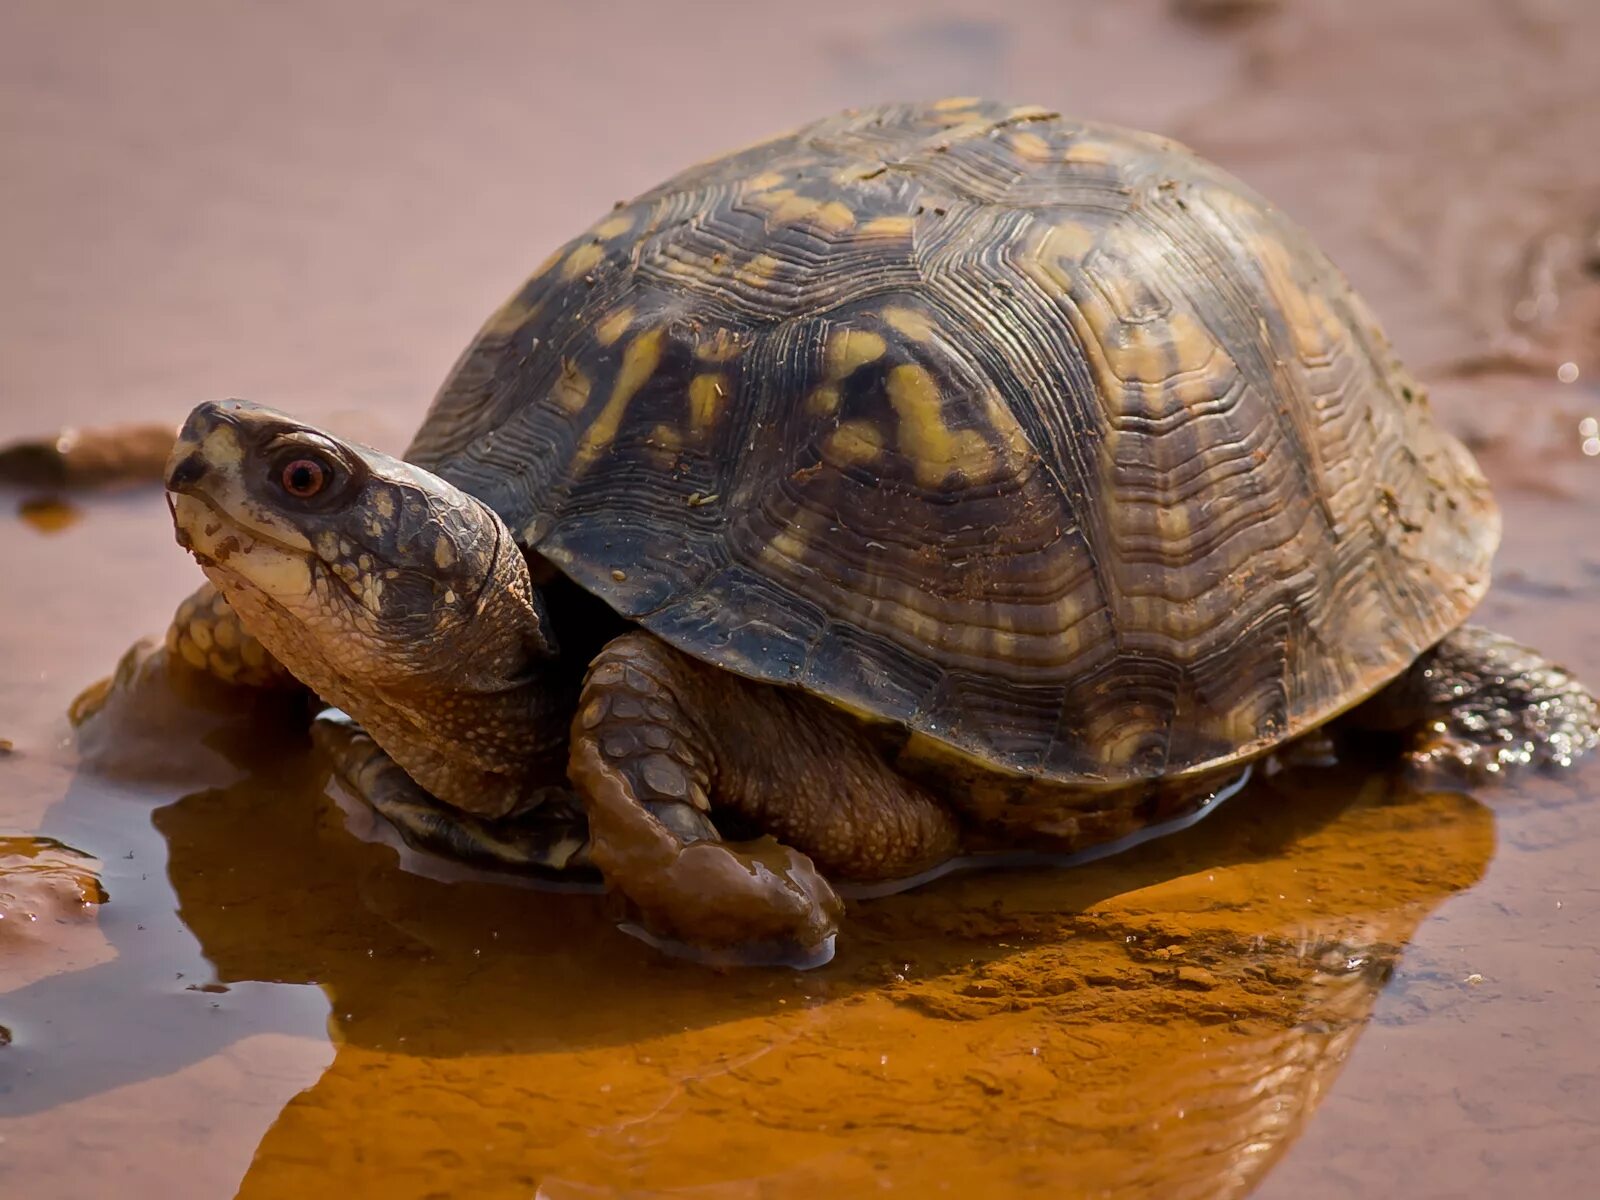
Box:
[96,100,1598,962]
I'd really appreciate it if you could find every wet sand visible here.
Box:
[2,2,1598,1197]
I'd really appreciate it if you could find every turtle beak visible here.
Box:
[165,399,251,497]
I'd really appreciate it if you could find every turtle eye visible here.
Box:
[279,458,328,498]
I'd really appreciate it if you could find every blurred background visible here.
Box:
[3,0,1596,442]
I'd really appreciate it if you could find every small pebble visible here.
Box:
[1175,966,1219,990]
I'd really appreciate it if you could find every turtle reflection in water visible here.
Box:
[99,750,1496,1197]
[31,100,1598,962]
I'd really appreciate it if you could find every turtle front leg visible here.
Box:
[567,632,962,962]
[71,582,300,736]
[311,711,591,875]
[1363,625,1598,784]
[165,582,297,690]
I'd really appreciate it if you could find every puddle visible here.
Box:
[2,2,1599,1197]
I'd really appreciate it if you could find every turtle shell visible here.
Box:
[406,99,1498,786]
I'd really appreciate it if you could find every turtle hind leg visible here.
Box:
[311,711,592,876]
[1363,624,1599,785]
[566,632,963,963]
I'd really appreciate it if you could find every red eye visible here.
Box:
[280,458,326,498]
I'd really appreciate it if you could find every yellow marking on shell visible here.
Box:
[1102,323,1177,387]
[806,385,841,417]
[1008,104,1057,121]
[593,214,633,240]
[1042,220,1099,267]
[823,420,885,466]
[745,170,786,191]
[1062,140,1118,168]
[434,539,455,570]
[771,192,823,225]
[760,527,812,570]
[373,490,395,520]
[934,96,981,111]
[552,361,591,413]
[859,215,915,238]
[750,187,796,212]
[1252,230,1342,366]
[1163,311,1224,376]
[560,241,604,280]
[814,200,856,233]
[596,307,634,347]
[576,329,664,466]
[882,306,936,343]
[734,253,782,285]
[886,363,994,486]
[825,329,887,379]
[695,329,743,362]
[1009,131,1053,161]
[647,423,685,464]
[688,373,726,433]
[1156,502,1192,545]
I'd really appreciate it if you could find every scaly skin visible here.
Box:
[166,582,297,690]
[1364,624,1600,783]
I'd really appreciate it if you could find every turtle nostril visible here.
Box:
[165,452,208,494]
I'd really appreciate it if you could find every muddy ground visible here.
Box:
[1,2,1597,1197]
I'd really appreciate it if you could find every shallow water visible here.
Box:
[2,1,1599,1197]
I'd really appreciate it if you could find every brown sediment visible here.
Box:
[0,837,109,993]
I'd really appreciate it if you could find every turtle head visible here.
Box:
[164,399,552,704]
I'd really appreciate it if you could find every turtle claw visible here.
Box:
[311,711,592,876]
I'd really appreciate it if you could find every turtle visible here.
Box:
[111,99,1597,962]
